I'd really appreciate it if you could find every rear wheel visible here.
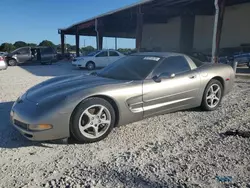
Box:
[86,61,95,70]
[8,59,17,66]
[71,97,115,143]
[201,79,223,111]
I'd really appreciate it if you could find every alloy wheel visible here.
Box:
[78,105,111,139]
[206,84,222,108]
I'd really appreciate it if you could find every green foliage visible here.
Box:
[27,43,37,47]
[81,46,95,55]
[14,41,27,48]
[0,43,15,52]
[117,48,135,54]
[39,40,55,47]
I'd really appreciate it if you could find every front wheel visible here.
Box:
[201,79,223,111]
[8,59,17,66]
[86,61,95,70]
[71,97,115,143]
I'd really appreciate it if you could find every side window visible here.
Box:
[153,56,191,76]
[42,48,54,54]
[96,51,108,57]
[109,51,119,57]
[18,48,30,55]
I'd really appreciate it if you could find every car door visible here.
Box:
[16,47,31,63]
[94,51,109,67]
[143,55,200,117]
[108,51,121,65]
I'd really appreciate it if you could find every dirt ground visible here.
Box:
[0,62,249,188]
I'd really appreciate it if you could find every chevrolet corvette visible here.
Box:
[10,52,235,143]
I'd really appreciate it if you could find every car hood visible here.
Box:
[26,74,123,103]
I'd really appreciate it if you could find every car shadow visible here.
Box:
[0,101,53,149]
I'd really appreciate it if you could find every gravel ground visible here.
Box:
[0,62,250,188]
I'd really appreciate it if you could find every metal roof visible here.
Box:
[59,0,153,31]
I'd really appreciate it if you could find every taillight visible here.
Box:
[0,56,4,61]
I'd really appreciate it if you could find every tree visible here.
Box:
[14,41,27,48]
[0,43,15,52]
[81,46,95,55]
[39,40,55,47]
[27,43,37,47]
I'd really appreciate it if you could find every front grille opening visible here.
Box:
[24,133,33,138]
[14,119,29,130]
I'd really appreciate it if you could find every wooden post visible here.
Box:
[136,6,143,52]
[212,0,226,63]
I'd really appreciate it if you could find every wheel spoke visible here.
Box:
[214,87,220,94]
[207,95,212,100]
[100,119,111,125]
[82,122,92,130]
[210,86,214,93]
[214,96,220,101]
[93,126,99,137]
[97,106,104,116]
[85,109,94,118]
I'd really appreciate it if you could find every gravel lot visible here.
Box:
[0,62,250,188]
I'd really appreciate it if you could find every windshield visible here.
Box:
[87,51,100,56]
[97,55,162,80]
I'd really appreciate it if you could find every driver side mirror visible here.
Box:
[152,73,175,83]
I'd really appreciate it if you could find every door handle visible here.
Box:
[189,75,196,79]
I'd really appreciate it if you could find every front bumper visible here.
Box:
[72,61,85,68]
[10,98,70,141]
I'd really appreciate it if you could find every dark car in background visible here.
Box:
[5,46,57,66]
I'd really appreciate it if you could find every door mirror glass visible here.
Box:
[152,75,161,83]
[159,72,175,78]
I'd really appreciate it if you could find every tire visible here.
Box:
[248,62,250,68]
[8,59,17,66]
[86,61,95,70]
[71,97,115,143]
[201,79,223,111]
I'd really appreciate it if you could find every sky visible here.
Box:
[0,0,139,49]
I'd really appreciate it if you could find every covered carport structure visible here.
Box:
[58,0,250,63]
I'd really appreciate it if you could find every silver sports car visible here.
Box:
[10,52,235,143]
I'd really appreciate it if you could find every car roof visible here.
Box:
[131,52,185,58]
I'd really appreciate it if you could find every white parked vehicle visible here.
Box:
[72,50,124,70]
[0,56,8,70]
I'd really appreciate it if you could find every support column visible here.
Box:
[96,34,103,50]
[60,33,65,55]
[75,31,80,57]
[95,19,104,50]
[115,37,117,50]
[179,13,195,53]
[212,0,226,63]
[136,6,143,52]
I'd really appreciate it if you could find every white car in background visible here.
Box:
[72,50,124,70]
[0,56,8,70]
